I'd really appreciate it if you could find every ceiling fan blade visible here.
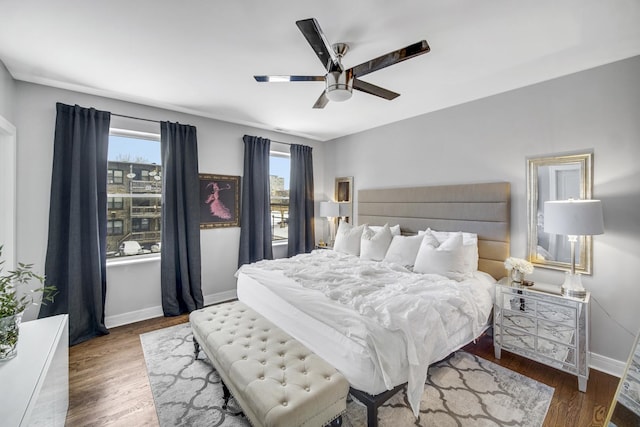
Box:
[350,40,430,78]
[254,75,325,82]
[353,78,400,100]
[312,91,329,109]
[296,18,342,73]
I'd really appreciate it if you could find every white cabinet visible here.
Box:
[0,314,69,426]
[494,282,589,391]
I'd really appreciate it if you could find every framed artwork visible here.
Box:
[199,174,240,228]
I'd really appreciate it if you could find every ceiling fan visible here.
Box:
[254,18,431,108]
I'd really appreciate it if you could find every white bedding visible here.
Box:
[236,249,496,417]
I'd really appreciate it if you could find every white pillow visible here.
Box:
[383,234,424,266]
[414,230,468,278]
[360,224,393,261]
[420,228,479,272]
[333,222,365,256]
[368,224,401,237]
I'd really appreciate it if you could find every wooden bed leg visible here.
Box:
[193,337,200,360]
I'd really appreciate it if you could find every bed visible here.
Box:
[236,182,510,424]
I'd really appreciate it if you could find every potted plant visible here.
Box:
[0,246,56,361]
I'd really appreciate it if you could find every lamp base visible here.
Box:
[560,272,587,299]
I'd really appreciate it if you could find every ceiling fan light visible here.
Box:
[326,85,353,102]
[326,71,352,102]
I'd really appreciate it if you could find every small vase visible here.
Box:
[510,269,524,285]
[0,312,23,361]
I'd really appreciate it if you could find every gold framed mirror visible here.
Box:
[526,151,594,274]
[606,328,640,425]
[335,176,353,223]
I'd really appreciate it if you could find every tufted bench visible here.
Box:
[189,301,349,427]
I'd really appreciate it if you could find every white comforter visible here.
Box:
[236,250,495,417]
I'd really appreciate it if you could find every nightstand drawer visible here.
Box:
[499,293,578,327]
[501,311,535,333]
[498,327,577,367]
[537,301,577,327]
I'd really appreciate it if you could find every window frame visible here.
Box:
[269,149,290,245]
[106,128,162,261]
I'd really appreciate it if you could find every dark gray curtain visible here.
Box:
[288,144,315,256]
[39,103,110,345]
[160,121,203,316]
[238,135,272,267]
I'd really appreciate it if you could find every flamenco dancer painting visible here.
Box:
[199,174,240,228]
[206,182,232,219]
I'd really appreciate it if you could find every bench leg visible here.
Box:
[193,337,200,360]
[222,380,232,409]
[327,415,343,426]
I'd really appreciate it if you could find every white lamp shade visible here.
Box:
[544,199,604,236]
[319,201,339,218]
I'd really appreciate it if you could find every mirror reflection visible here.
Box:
[607,329,640,426]
[335,176,353,223]
[527,152,593,274]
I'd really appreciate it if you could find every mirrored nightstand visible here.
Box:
[314,244,333,250]
[494,279,590,391]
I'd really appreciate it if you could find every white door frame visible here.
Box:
[0,114,17,270]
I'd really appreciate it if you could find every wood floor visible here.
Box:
[67,315,619,427]
[462,335,619,427]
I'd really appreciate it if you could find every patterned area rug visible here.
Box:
[140,323,553,427]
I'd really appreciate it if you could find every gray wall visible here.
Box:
[12,81,327,326]
[0,60,15,121]
[0,62,17,270]
[325,56,640,368]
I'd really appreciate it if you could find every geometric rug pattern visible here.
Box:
[141,323,553,427]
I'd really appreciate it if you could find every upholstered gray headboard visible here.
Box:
[358,182,511,280]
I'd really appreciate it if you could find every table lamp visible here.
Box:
[544,199,604,298]
[319,201,340,244]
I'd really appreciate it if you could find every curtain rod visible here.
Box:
[110,115,297,146]
[271,139,293,146]
[111,112,161,124]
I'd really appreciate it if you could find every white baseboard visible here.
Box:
[203,290,237,307]
[104,289,238,329]
[590,351,626,378]
[105,305,164,329]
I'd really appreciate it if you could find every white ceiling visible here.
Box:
[1,1,639,141]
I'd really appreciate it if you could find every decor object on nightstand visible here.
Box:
[544,199,604,299]
[504,257,534,285]
[0,245,56,361]
[319,201,340,245]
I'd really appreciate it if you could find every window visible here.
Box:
[108,169,124,184]
[132,218,151,232]
[107,197,123,210]
[107,130,162,258]
[107,220,123,235]
[269,152,290,242]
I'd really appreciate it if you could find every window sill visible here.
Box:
[272,241,288,247]
[107,253,160,267]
